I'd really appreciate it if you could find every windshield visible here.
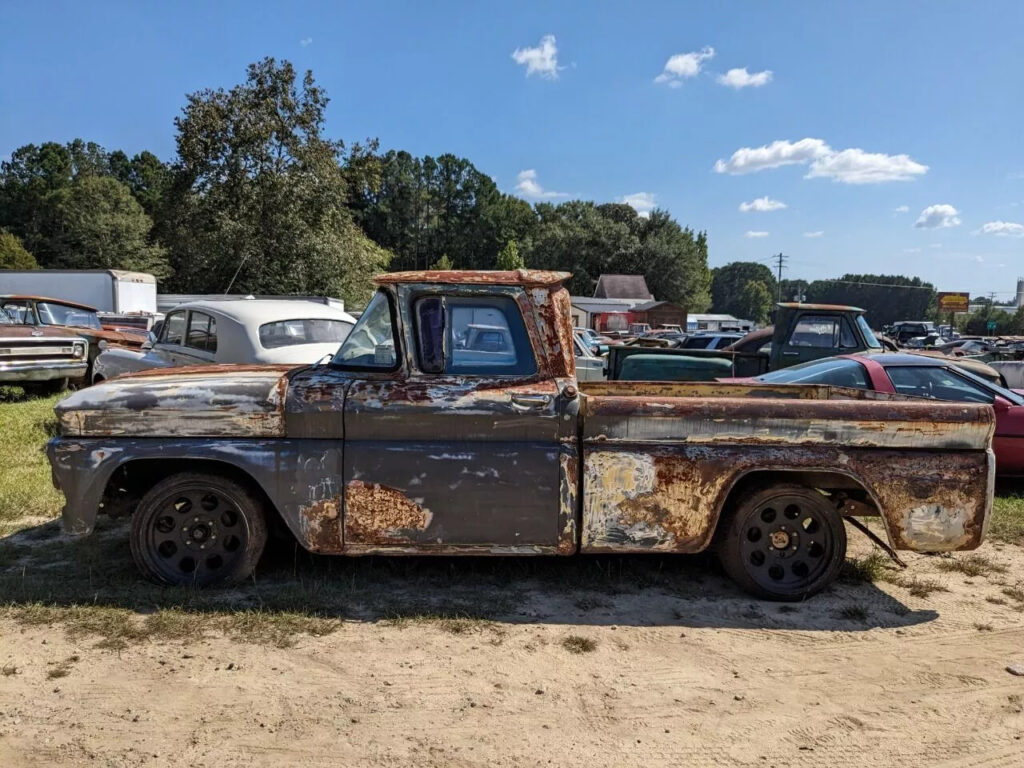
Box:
[858,316,881,349]
[37,301,102,329]
[331,291,397,368]
[0,308,12,325]
[755,357,868,386]
[259,318,353,349]
[952,365,1024,406]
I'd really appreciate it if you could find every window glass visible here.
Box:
[0,308,12,325]
[161,312,186,345]
[448,296,536,376]
[756,358,869,388]
[885,366,994,404]
[790,316,842,348]
[332,291,397,368]
[1,302,34,324]
[857,316,881,349]
[186,312,217,353]
[414,297,445,373]
[37,302,102,329]
[259,318,352,349]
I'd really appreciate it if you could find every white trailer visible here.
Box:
[0,270,157,314]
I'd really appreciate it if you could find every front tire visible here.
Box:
[717,483,847,601]
[130,473,268,587]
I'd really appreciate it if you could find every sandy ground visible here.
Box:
[2,533,1024,768]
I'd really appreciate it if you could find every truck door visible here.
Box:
[777,313,860,368]
[341,287,567,553]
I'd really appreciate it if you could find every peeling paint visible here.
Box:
[345,480,434,546]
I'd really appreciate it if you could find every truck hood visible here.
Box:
[55,364,296,438]
[0,325,85,341]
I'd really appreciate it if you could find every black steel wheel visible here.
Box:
[717,483,846,601]
[130,473,267,587]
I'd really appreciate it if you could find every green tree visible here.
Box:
[737,280,773,324]
[432,253,453,270]
[0,231,38,269]
[711,262,778,317]
[164,57,391,304]
[496,239,524,270]
[805,274,935,327]
[49,176,171,276]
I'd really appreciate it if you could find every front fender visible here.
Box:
[46,437,344,552]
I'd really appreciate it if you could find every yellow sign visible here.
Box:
[937,292,969,313]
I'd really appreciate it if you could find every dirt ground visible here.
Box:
[2,527,1023,768]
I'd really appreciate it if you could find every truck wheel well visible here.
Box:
[101,458,286,532]
[719,469,879,520]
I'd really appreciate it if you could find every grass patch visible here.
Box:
[561,635,597,654]
[842,551,890,583]
[885,575,949,599]
[990,496,1024,545]
[973,623,994,632]
[0,394,63,527]
[46,654,80,679]
[936,554,1008,578]
[1002,586,1024,604]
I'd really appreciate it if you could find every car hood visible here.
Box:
[55,364,297,438]
[0,325,84,341]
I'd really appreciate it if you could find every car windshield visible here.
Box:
[259,318,354,349]
[0,308,12,325]
[858,316,881,349]
[949,365,1024,406]
[37,301,102,329]
[331,291,397,368]
[755,357,869,386]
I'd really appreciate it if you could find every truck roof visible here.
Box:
[776,302,865,313]
[374,269,571,287]
[0,268,156,282]
[0,294,97,312]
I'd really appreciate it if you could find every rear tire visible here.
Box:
[130,473,268,587]
[716,483,846,601]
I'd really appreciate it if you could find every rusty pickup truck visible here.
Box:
[46,270,995,600]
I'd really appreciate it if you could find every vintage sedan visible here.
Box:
[744,353,1024,476]
[92,299,357,382]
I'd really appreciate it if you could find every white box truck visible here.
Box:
[0,270,157,314]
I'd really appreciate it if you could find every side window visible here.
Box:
[790,315,843,348]
[2,302,34,324]
[160,312,186,345]
[332,291,398,369]
[413,295,537,376]
[886,367,993,404]
[448,296,536,376]
[185,312,217,353]
[839,319,857,348]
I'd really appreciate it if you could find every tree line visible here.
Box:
[0,58,711,309]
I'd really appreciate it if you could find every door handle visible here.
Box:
[781,351,800,357]
[510,394,552,409]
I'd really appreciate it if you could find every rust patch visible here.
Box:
[345,480,434,546]
[557,449,579,555]
[299,495,343,553]
[374,269,570,287]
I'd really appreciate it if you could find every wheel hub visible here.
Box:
[182,516,217,550]
[769,530,791,549]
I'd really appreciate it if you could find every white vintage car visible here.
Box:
[92,299,357,382]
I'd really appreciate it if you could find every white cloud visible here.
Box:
[717,67,773,89]
[903,247,922,253]
[714,138,831,174]
[929,243,944,249]
[893,205,909,214]
[745,230,769,238]
[515,169,568,200]
[976,220,1024,237]
[739,196,786,212]
[915,204,961,229]
[972,254,984,263]
[512,35,560,79]
[300,37,313,47]
[803,231,824,238]
[654,46,715,87]
[713,138,927,184]
[807,149,928,184]
[621,192,656,217]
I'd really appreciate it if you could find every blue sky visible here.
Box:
[2,1,1023,299]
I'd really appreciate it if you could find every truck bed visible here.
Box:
[577,382,994,555]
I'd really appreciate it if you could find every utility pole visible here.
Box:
[774,252,787,303]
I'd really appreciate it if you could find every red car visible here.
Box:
[744,353,1024,477]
